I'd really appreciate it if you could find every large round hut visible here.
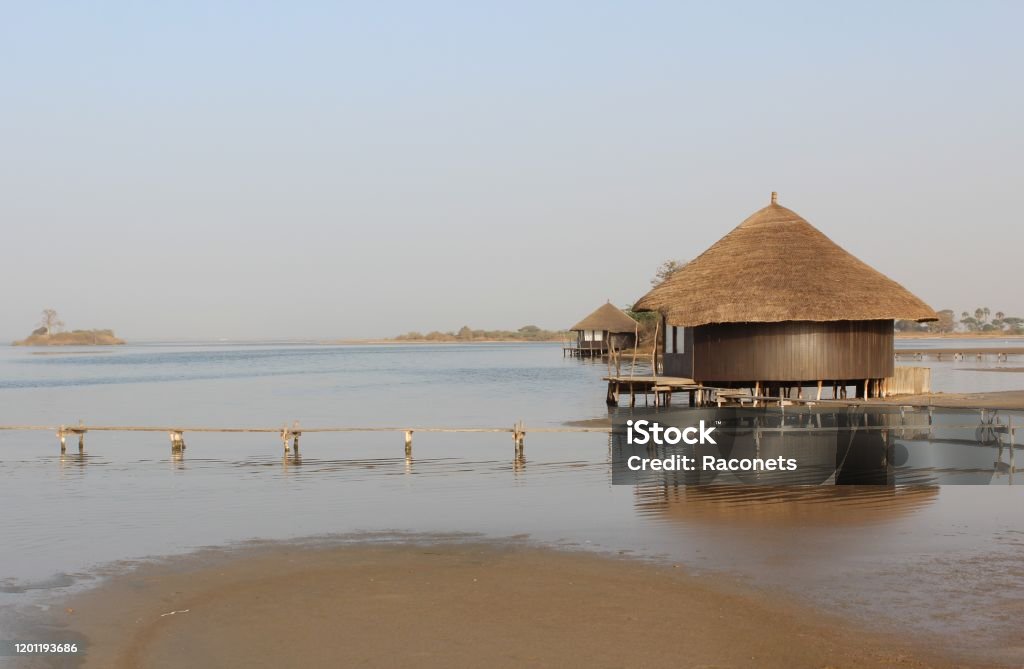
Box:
[633,194,937,399]
[567,302,638,357]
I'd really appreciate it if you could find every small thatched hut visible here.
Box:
[633,193,937,398]
[568,302,638,357]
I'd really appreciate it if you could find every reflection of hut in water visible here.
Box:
[566,302,638,358]
[613,407,898,488]
[634,483,939,528]
[633,193,937,399]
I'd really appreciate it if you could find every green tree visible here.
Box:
[927,309,956,334]
[650,259,687,286]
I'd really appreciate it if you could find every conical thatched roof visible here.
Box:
[570,302,638,333]
[634,197,937,327]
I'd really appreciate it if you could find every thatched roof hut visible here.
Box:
[634,194,937,397]
[635,196,936,326]
[566,302,638,357]
[570,302,639,333]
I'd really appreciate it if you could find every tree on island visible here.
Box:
[38,309,64,336]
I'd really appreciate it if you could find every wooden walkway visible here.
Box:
[895,347,1024,361]
[0,422,610,457]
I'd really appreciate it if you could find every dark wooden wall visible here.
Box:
[689,320,894,383]
[663,328,694,378]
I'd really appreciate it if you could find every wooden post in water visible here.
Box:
[58,426,66,454]
[1010,416,1016,481]
[652,318,660,377]
[280,427,290,453]
[169,431,185,453]
[630,324,639,379]
[404,430,413,457]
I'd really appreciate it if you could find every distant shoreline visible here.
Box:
[323,338,564,345]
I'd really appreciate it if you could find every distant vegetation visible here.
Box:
[650,259,687,286]
[12,309,125,346]
[393,325,567,342]
[896,307,1024,335]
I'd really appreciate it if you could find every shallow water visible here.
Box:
[1,340,1022,662]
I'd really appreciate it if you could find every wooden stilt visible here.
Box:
[58,426,66,454]
[652,318,661,376]
[78,432,84,452]
[405,430,413,457]
[1010,417,1015,478]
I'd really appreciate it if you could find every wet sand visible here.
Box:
[47,540,974,669]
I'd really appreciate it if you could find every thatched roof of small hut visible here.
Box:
[634,195,937,327]
[570,302,639,333]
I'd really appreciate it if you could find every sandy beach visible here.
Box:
[39,540,977,669]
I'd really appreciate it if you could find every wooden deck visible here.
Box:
[603,375,701,406]
[564,345,609,358]
[896,347,1024,361]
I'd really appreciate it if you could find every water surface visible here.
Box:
[1,341,1022,662]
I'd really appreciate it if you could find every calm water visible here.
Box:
[1,340,1022,662]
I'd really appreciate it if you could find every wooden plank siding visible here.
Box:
[685,319,895,383]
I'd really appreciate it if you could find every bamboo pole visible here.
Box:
[651,318,660,378]
[630,323,638,380]
[1010,416,1015,482]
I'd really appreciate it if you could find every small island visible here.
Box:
[12,309,125,346]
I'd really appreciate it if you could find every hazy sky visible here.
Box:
[2,2,1021,340]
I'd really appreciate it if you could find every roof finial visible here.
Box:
[771,191,778,205]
